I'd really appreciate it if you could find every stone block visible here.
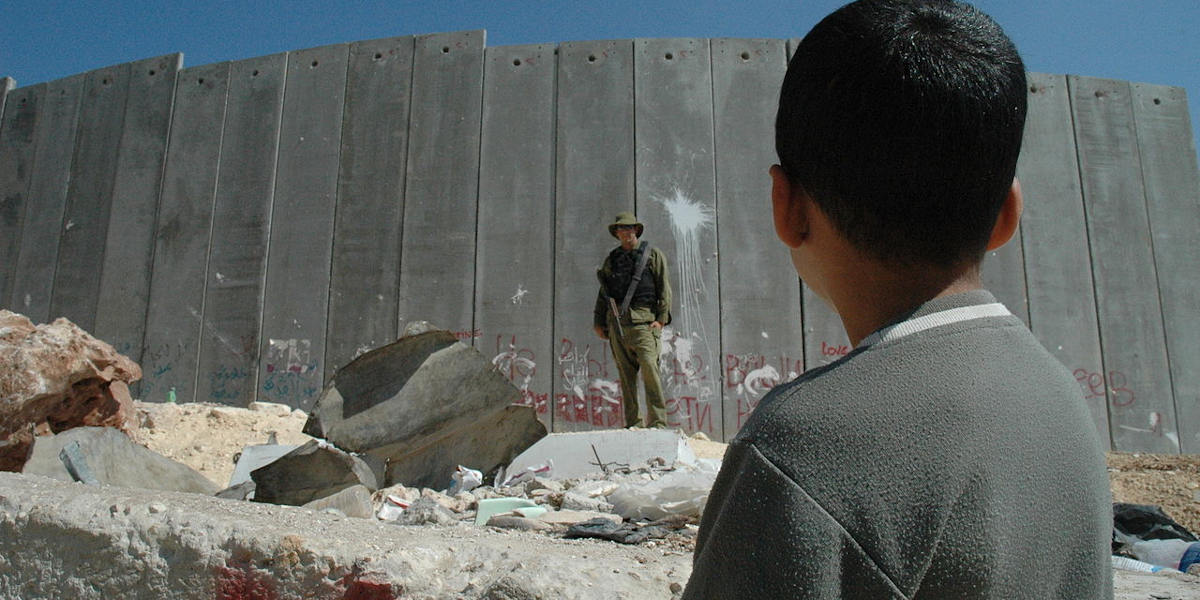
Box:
[303,329,545,489]
[250,439,378,506]
[22,426,218,495]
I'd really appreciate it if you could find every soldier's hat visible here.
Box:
[608,212,644,238]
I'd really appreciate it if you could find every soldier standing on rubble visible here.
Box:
[593,212,673,428]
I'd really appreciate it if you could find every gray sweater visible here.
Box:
[684,290,1112,599]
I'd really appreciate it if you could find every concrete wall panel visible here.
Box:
[552,40,635,431]
[258,44,349,411]
[94,54,182,363]
[7,75,84,322]
[712,38,801,438]
[397,31,485,338]
[140,62,231,404]
[325,36,415,379]
[49,63,131,330]
[476,44,557,427]
[1131,83,1200,452]
[194,54,286,406]
[0,83,42,311]
[635,38,720,437]
[1070,75,1177,452]
[1019,73,1108,445]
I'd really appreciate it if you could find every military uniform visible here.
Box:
[594,213,672,428]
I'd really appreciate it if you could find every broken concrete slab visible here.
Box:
[250,440,378,506]
[0,310,140,472]
[505,428,697,481]
[302,484,373,519]
[21,426,219,495]
[303,329,545,490]
[228,443,300,488]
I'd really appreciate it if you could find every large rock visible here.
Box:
[304,330,546,490]
[250,440,378,506]
[21,426,219,495]
[0,311,140,472]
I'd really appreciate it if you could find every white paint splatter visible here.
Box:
[655,187,716,400]
[761,331,769,339]
[510,285,529,305]
[739,366,781,399]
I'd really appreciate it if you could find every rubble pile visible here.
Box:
[0,310,140,472]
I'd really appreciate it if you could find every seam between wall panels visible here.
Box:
[471,34,487,350]
[706,39,724,442]
[255,54,289,400]
[320,45,351,388]
[193,64,232,405]
[1065,75,1114,450]
[1129,82,1183,452]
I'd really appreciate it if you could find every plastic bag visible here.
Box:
[448,465,483,495]
[608,462,718,520]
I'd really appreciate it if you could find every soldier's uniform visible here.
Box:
[593,213,672,428]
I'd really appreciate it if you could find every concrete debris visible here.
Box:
[22,426,219,495]
[394,497,459,526]
[506,428,695,481]
[0,310,140,472]
[0,472,694,599]
[250,439,378,506]
[486,515,556,532]
[303,328,546,490]
[302,484,374,519]
[228,442,300,488]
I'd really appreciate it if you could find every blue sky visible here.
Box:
[2,1,1198,156]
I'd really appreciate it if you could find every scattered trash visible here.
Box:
[1128,539,1200,573]
[475,497,539,526]
[1111,555,1180,574]
[564,517,670,545]
[501,461,553,487]
[448,465,483,495]
[377,494,411,522]
[608,461,718,520]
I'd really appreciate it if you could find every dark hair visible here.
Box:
[776,0,1027,266]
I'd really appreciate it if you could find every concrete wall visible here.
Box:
[2,33,1199,451]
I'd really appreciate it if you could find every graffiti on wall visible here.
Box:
[491,333,549,415]
[555,336,623,427]
[656,188,717,434]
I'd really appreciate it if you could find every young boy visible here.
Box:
[683,1,1112,598]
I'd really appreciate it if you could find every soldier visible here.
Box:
[593,212,672,428]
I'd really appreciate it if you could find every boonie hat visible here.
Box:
[608,212,644,238]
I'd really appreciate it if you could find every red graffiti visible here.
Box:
[554,391,623,427]
[453,329,482,340]
[518,389,551,415]
[666,396,714,434]
[216,564,277,600]
[341,577,399,600]
[821,341,849,357]
[1073,368,1135,407]
[724,353,802,392]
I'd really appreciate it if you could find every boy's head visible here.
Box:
[775,0,1027,268]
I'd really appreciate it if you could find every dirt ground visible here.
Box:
[128,401,1200,598]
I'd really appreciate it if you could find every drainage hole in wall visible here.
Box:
[740,52,750,60]
[665,52,674,60]
[1154,98,1162,105]
[588,54,596,62]
[513,59,521,66]
[198,78,205,85]
[252,70,259,77]
[442,46,450,53]
[374,53,383,60]
[102,78,110,85]
[311,60,319,68]
[149,70,156,76]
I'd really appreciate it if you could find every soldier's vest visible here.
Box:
[605,246,656,310]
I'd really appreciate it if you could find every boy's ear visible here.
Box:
[985,177,1024,251]
[770,165,809,248]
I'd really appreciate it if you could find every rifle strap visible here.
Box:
[619,241,652,317]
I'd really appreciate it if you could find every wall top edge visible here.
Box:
[3,27,1187,93]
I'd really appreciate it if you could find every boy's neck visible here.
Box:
[822,255,983,347]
